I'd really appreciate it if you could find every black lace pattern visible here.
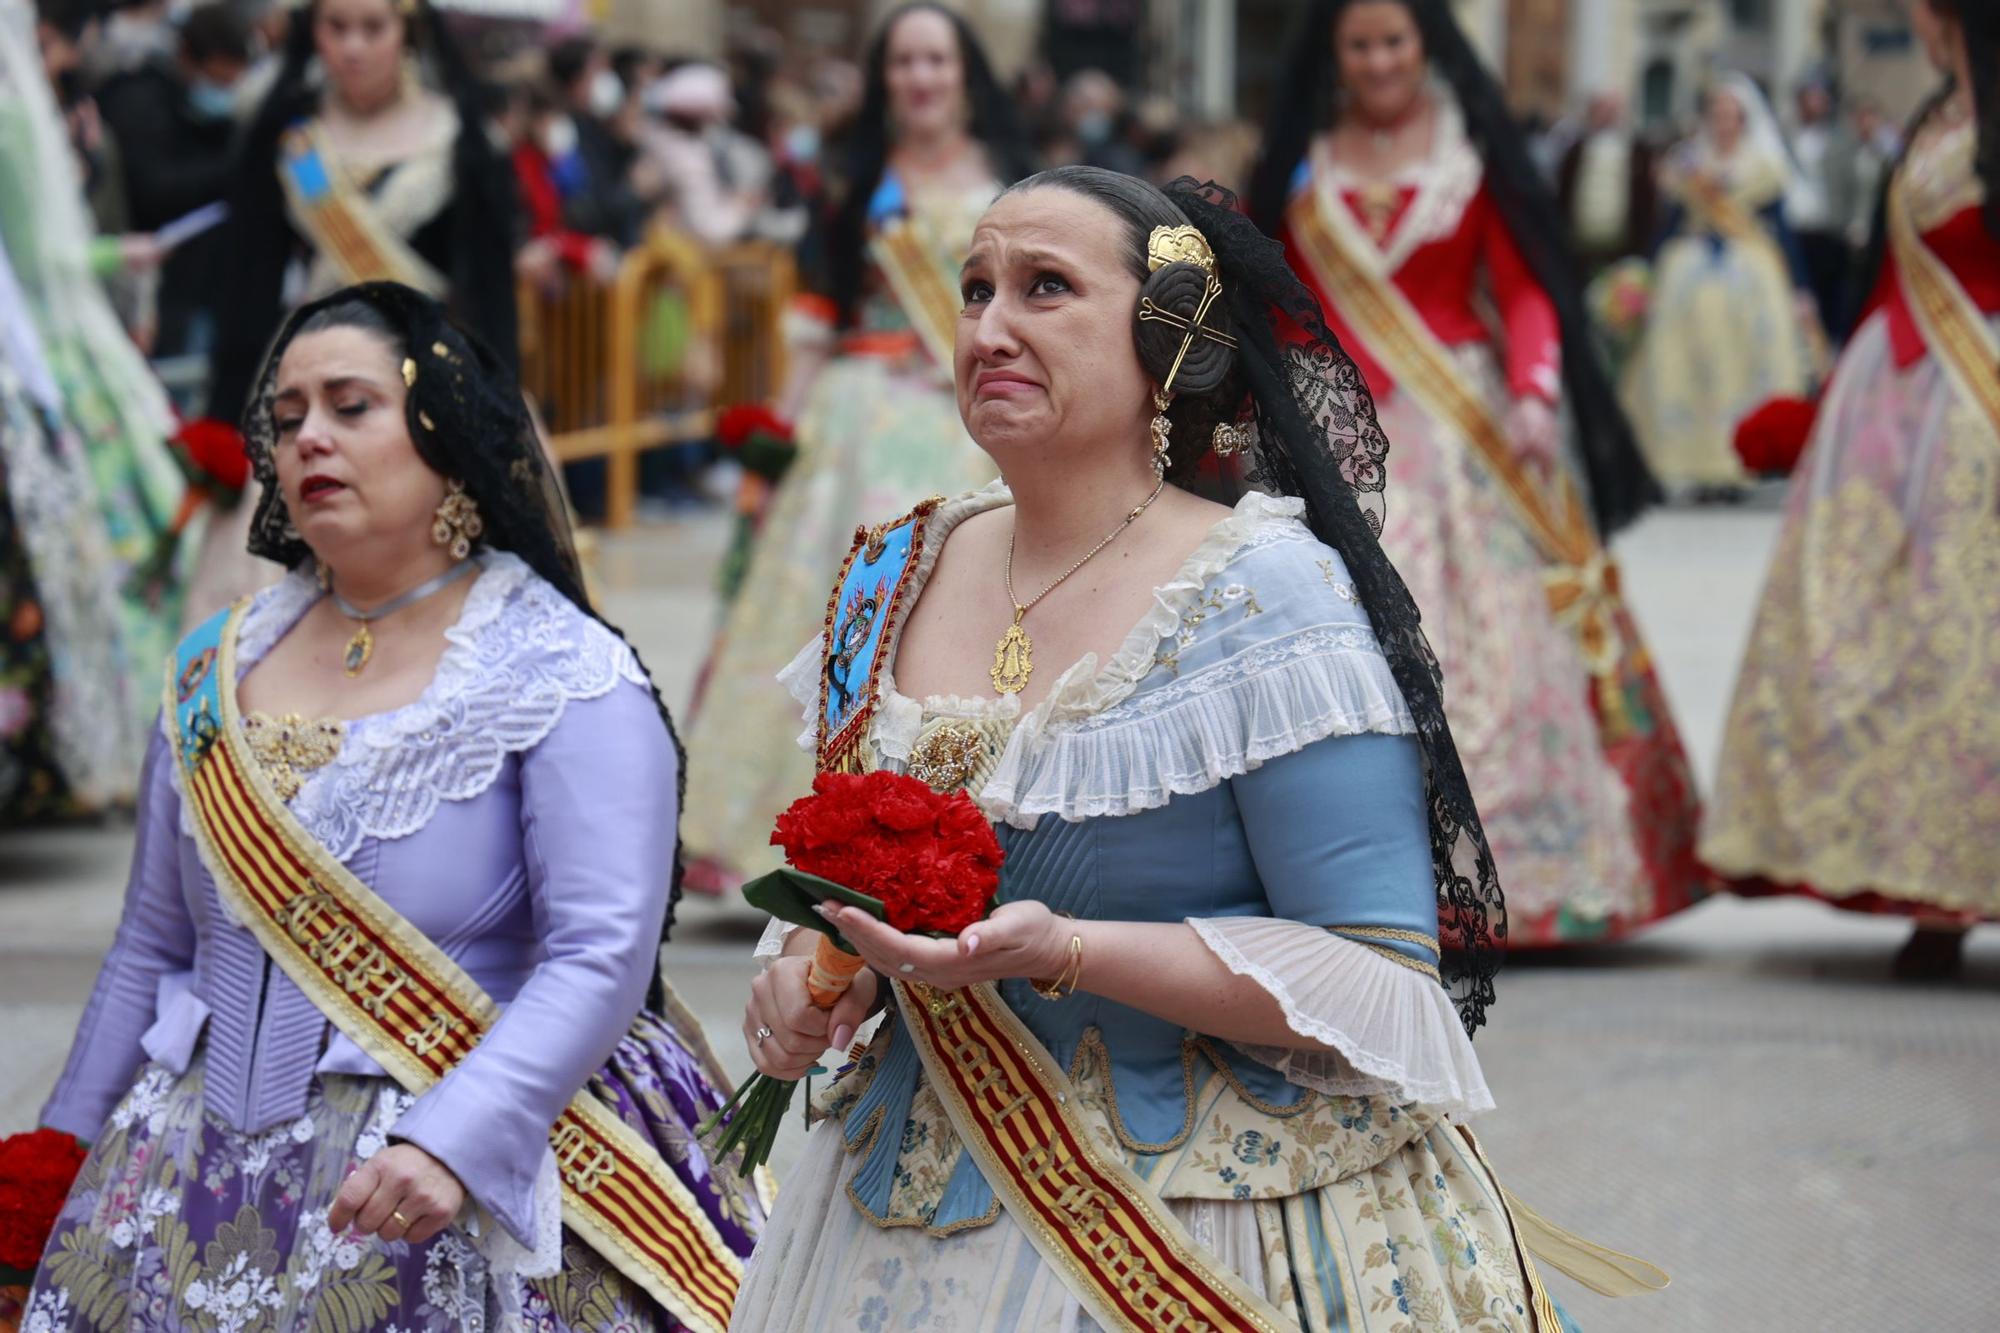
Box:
[1166,180,1503,1034]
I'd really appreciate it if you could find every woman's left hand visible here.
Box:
[328,1143,466,1246]
[821,900,1068,993]
[1505,395,1561,475]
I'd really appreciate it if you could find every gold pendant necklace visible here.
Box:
[990,477,1166,696]
[328,559,478,678]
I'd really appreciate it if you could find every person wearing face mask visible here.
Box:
[507,81,618,290]
[679,2,1034,895]
[1623,74,1825,493]
[547,34,642,248]
[1249,0,1703,948]
[95,3,252,359]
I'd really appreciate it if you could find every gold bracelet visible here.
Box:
[1031,931,1083,1001]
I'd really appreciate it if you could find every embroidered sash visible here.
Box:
[1888,169,2000,438]
[279,121,446,294]
[895,979,1295,1333]
[1682,169,1831,374]
[868,218,962,370]
[1287,185,1638,731]
[165,606,742,1333]
[816,498,942,773]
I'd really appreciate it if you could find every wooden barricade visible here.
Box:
[517,228,723,529]
[708,240,797,411]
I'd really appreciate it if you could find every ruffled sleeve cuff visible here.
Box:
[1187,916,1494,1117]
[777,635,824,755]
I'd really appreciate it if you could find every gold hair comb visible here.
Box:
[1148,224,1217,274]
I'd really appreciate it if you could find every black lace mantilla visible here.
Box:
[1166,180,1503,1034]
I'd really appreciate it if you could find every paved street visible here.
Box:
[3,496,1995,1332]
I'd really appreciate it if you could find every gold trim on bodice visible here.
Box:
[241,712,346,802]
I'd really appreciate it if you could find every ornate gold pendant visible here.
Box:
[343,624,373,677]
[990,621,1033,696]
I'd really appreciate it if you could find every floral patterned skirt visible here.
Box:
[1373,347,1704,942]
[1702,310,2000,919]
[22,1012,764,1333]
[730,1112,1574,1332]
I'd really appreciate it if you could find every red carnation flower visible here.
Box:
[770,770,1003,935]
[1733,396,1818,476]
[0,1129,86,1274]
[173,417,251,493]
[716,403,791,451]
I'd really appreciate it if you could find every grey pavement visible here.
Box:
[3,497,1996,1332]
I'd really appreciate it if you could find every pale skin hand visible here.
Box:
[327,1143,465,1246]
[783,903,1343,1053]
[1505,394,1560,478]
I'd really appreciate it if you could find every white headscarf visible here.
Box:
[1697,72,1804,198]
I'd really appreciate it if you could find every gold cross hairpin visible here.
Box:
[1141,276,1237,399]
[1137,295,1239,350]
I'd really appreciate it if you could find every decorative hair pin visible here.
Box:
[1147,224,1216,274]
[401,358,418,388]
[1140,223,1233,402]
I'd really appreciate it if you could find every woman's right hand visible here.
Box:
[744,952,880,1080]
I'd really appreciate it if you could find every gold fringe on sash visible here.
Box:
[869,220,963,370]
[279,122,448,295]
[1888,171,2000,437]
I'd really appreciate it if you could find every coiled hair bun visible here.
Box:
[1133,260,1237,397]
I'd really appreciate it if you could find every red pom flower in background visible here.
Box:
[129,416,253,606]
[714,403,796,483]
[0,1128,86,1283]
[701,770,1005,1175]
[1733,396,1819,476]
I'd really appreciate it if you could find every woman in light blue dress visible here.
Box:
[728,170,1661,1330]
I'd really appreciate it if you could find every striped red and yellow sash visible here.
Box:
[1287,187,1638,730]
[1888,170,2000,439]
[869,219,962,371]
[279,121,446,295]
[166,603,742,1333]
[895,979,1293,1332]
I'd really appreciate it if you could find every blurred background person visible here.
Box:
[1046,66,1144,176]
[33,0,127,234]
[4,0,180,717]
[545,33,644,248]
[94,2,250,361]
[1624,73,1824,497]
[1557,89,1659,277]
[1251,0,1703,947]
[1703,0,2000,980]
[680,1,1031,893]
[632,60,774,248]
[205,0,518,430]
[1786,75,1859,338]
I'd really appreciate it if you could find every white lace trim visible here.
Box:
[1315,88,1485,276]
[1187,917,1493,1116]
[172,553,647,859]
[470,1146,564,1285]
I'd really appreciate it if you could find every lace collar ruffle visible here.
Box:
[780,483,1414,828]
[170,552,646,860]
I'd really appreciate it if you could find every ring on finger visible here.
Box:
[754,1025,773,1046]
[391,1210,411,1229]
[898,963,916,974]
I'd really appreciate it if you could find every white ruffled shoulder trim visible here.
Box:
[173,554,647,860]
[1188,916,1493,1116]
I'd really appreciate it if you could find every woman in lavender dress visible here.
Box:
[22,283,762,1333]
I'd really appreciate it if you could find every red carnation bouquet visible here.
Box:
[714,403,796,482]
[130,416,253,604]
[700,771,1005,1174]
[0,1128,87,1319]
[1733,395,1820,476]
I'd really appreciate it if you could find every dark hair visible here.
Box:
[547,35,596,93]
[247,285,693,969]
[1000,167,1246,481]
[34,0,95,43]
[823,2,1035,327]
[179,3,252,65]
[1247,0,1658,535]
[205,0,518,423]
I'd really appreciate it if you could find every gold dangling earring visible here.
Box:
[316,561,332,593]
[432,480,484,560]
[1150,389,1174,480]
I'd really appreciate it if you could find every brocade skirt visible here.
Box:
[21,1010,762,1333]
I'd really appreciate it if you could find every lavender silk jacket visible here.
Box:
[40,554,677,1250]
